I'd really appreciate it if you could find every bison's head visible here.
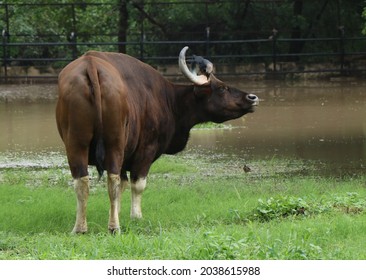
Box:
[179,46,259,123]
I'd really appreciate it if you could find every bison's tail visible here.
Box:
[86,58,105,178]
[95,137,105,178]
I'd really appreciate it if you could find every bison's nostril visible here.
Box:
[246,94,259,103]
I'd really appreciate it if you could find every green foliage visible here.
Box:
[249,193,366,222]
[193,122,231,130]
[250,196,313,222]
[332,192,366,214]
[362,7,366,35]
[192,232,248,260]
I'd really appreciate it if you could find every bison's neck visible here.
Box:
[173,84,207,125]
[165,84,204,154]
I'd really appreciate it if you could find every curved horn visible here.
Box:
[178,46,210,85]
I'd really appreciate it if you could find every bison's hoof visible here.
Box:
[71,227,88,234]
[109,227,121,235]
[130,212,143,219]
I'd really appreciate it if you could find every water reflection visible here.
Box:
[1,81,366,175]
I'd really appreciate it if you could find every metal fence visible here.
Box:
[1,1,366,82]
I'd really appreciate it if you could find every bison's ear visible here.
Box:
[194,84,212,98]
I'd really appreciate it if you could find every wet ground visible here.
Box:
[1,80,366,176]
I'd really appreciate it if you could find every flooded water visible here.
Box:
[188,80,366,176]
[1,80,366,176]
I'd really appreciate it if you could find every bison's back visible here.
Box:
[56,52,130,177]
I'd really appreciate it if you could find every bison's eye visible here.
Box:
[219,86,229,94]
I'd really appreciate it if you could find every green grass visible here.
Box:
[0,154,366,260]
[193,122,232,130]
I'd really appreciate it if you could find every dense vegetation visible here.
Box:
[0,0,365,67]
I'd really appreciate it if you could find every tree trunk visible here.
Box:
[287,0,330,61]
[288,0,303,60]
[118,0,128,54]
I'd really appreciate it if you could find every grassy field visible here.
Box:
[0,152,365,260]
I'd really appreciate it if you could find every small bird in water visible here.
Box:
[243,165,252,173]
[190,55,213,79]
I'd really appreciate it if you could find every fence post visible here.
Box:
[139,1,145,61]
[271,28,278,73]
[204,2,210,58]
[70,32,77,60]
[338,26,345,75]
[2,29,9,82]
[2,3,9,82]
[205,27,210,58]
[70,4,78,59]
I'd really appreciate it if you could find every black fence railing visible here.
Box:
[2,35,366,82]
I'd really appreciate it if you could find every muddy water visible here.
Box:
[188,80,366,175]
[1,81,366,175]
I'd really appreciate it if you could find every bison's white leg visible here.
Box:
[119,179,129,210]
[130,178,147,219]
[72,176,89,234]
[107,173,123,233]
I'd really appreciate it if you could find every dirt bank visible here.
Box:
[0,84,58,103]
